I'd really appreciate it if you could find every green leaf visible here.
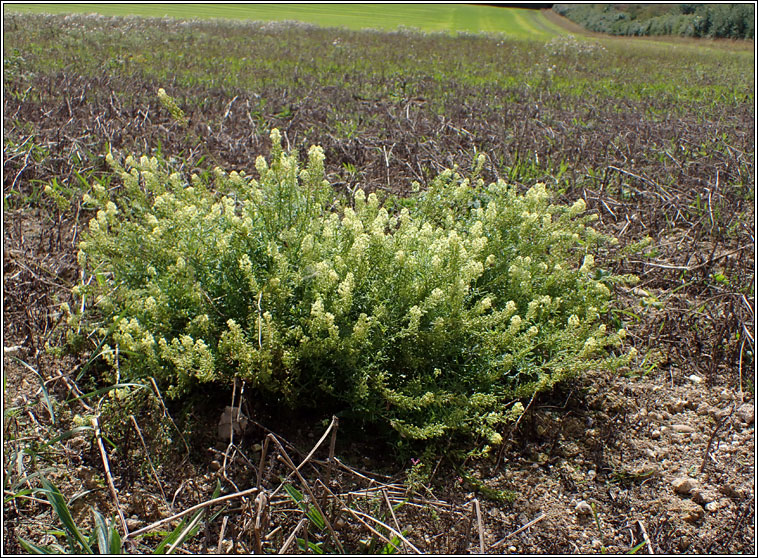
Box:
[4,488,33,504]
[306,506,326,531]
[627,541,647,554]
[297,538,325,554]
[17,537,56,554]
[284,483,325,530]
[153,517,194,555]
[92,509,122,554]
[282,483,304,504]
[153,481,220,554]
[381,533,405,554]
[109,526,123,555]
[11,357,55,425]
[39,477,93,554]
[166,512,203,555]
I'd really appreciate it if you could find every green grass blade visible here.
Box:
[92,510,116,554]
[64,382,146,406]
[17,537,56,554]
[4,488,33,504]
[153,518,190,555]
[297,538,325,554]
[284,483,325,530]
[153,510,205,554]
[12,357,55,424]
[166,511,203,554]
[153,482,221,554]
[627,541,647,554]
[40,425,93,448]
[282,483,304,504]
[109,524,123,554]
[306,506,326,531]
[39,477,93,554]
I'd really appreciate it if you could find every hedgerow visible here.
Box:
[65,129,637,451]
[553,3,754,40]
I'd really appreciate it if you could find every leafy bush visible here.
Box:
[67,129,636,450]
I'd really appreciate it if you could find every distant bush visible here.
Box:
[66,129,636,452]
[553,3,754,40]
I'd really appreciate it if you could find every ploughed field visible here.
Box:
[3,12,754,554]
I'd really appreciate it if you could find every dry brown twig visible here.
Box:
[215,515,229,554]
[257,434,271,491]
[254,491,269,554]
[491,512,548,548]
[636,519,655,554]
[129,414,169,508]
[278,517,308,554]
[267,433,345,553]
[382,488,405,552]
[473,498,486,554]
[269,415,339,498]
[700,403,736,475]
[342,505,423,554]
[148,377,190,458]
[91,415,129,537]
[126,486,259,540]
[321,415,339,508]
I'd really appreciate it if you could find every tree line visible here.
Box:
[553,4,754,40]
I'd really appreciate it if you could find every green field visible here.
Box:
[3,2,568,37]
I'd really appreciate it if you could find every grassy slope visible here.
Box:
[3,2,566,37]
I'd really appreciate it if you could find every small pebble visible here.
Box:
[682,505,703,524]
[719,484,743,499]
[667,400,685,414]
[591,539,603,549]
[671,424,695,433]
[692,489,717,506]
[575,500,593,516]
[687,374,703,384]
[736,404,754,425]
[672,476,698,495]
[705,500,724,512]
[651,429,661,439]
[715,408,732,419]
[508,545,517,553]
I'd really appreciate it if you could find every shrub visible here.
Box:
[67,129,636,451]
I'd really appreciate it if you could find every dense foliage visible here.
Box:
[68,128,635,449]
[553,3,754,40]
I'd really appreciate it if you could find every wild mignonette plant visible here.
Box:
[67,129,637,452]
